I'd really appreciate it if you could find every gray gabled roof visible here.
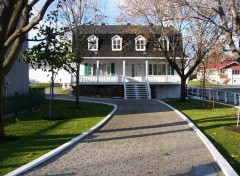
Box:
[73,25,183,58]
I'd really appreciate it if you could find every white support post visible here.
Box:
[237,108,240,127]
[209,90,211,100]
[123,60,126,82]
[216,91,219,101]
[145,60,148,81]
[62,82,65,89]
[225,92,228,103]
[238,97,240,126]
[234,93,237,105]
[97,60,99,82]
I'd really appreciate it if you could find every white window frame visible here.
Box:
[148,63,170,75]
[159,36,169,51]
[111,35,122,51]
[135,35,146,51]
[87,35,98,51]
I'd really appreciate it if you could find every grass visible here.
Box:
[29,82,62,88]
[0,100,113,175]
[57,88,72,94]
[188,80,218,87]
[165,99,240,174]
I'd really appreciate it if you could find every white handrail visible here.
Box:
[146,77,151,99]
[123,76,127,99]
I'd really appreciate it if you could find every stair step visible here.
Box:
[125,83,150,99]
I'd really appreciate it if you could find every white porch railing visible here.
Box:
[71,75,181,83]
[147,75,181,83]
[125,76,145,82]
[77,75,123,83]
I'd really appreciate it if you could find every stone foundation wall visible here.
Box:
[153,85,181,99]
[72,85,124,98]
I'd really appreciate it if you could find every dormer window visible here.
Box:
[112,35,122,51]
[159,36,169,51]
[88,35,98,51]
[135,35,146,51]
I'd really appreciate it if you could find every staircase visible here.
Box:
[125,83,150,99]
[223,78,230,84]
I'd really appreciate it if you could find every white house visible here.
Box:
[71,24,185,99]
[197,61,240,85]
[29,67,71,88]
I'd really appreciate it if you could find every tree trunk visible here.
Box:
[202,65,207,109]
[75,62,80,108]
[49,68,55,119]
[0,64,4,139]
[180,77,187,102]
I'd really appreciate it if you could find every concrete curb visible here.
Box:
[5,99,117,176]
[157,100,238,176]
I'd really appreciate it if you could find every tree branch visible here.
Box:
[3,36,25,76]
[4,0,55,48]
[6,0,25,39]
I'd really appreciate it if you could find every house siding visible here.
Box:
[3,41,29,97]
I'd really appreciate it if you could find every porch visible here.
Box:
[71,75,181,84]
[70,59,181,99]
[71,59,181,84]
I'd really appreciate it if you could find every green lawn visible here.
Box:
[165,99,240,174]
[57,88,72,94]
[188,80,218,87]
[29,82,62,88]
[0,100,113,175]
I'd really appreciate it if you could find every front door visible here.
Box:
[131,64,135,77]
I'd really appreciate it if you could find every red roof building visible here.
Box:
[197,61,240,85]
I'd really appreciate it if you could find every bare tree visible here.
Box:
[58,0,105,108]
[0,0,56,139]
[118,0,222,101]
[180,0,240,61]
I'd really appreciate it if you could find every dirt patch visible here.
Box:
[224,126,240,133]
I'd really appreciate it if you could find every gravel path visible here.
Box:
[21,97,223,176]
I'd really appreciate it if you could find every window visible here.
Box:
[135,35,146,51]
[112,35,122,51]
[157,64,166,75]
[220,69,226,74]
[167,64,171,75]
[149,64,153,75]
[159,36,169,51]
[233,70,240,75]
[86,63,114,76]
[88,64,97,75]
[148,64,171,75]
[87,35,98,51]
[99,64,111,75]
